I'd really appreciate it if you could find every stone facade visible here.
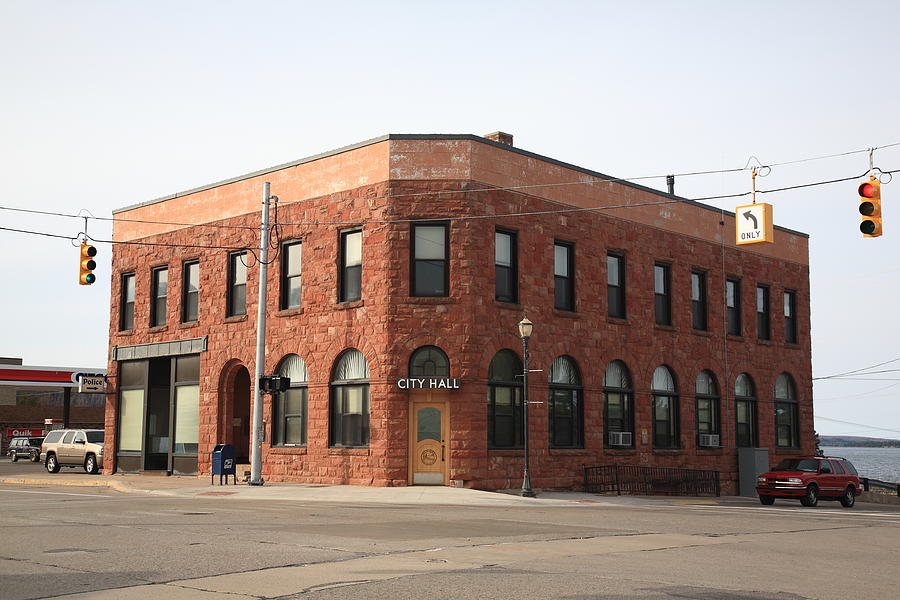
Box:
[106,134,813,493]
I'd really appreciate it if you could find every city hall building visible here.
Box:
[104,133,813,493]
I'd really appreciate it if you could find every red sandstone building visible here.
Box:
[105,133,813,493]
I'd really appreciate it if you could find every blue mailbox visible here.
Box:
[211,443,236,485]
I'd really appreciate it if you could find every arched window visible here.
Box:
[330,349,370,447]
[652,365,679,449]
[273,354,308,446]
[735,373,757,447]
[487,350,523,449]
[695,370,720,447]
[604,360,633,447]
[548,356,583,448]
[409,346,450,377]
[775,373,799,448]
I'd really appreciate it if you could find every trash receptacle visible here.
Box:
[211,444,236,485]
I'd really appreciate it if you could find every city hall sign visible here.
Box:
[396,377,461,390]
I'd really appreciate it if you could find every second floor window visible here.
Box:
[691,271,707,330]
[120,273,135,331]
[757,285,770,340]
[227,252,247,317]
[280,241,302,310]
[339,230,362,303]
[495,229,518,303]
[182,261,199,323]
[726,278,741,336]
[784,290,797,343]
[412,223,448,297]
[554,241,574,311]
[150,267,168,328]
[654,263,671,326]
[607,253,625,319]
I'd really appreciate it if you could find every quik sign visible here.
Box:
[735,203,774,245]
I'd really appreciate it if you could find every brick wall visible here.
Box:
[107,150,812,493]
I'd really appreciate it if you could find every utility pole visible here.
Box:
[249,182,273,486]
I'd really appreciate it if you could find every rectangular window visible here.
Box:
[227,252,247,317]
[652,395,679,448]
[691,271,707,330]
[274,387,307,446]
[757,285,770,340]
[411,223,448,297]
[784,290,797,343]
[607,253,626,319]
[488,385,523,448]
[182,261,199,323]
[150,267,168,327]
[776,402,799,448]
[280,241,302,310]
[330,384,369,447]
[654,263,671,326]
[736,399,758,447]
[549,389,583,448]
[726,278,741,336]
[697,398,719,445]
[120,273,135,331]
[118,389,144,452]
[495,229,518,303]
[554,241,574,311]
[339,230,362,303]
[173,385,199,455]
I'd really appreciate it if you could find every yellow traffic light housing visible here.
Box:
[858,177,882,237]
[79,242,97,285]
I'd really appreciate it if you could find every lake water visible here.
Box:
[820,446,900,483]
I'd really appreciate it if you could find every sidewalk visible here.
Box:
[0,469,615,506]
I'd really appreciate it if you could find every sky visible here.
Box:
[1,1,898,438]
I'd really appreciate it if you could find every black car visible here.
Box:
[6,437,44,462]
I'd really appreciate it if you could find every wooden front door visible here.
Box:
[410,392,448,485]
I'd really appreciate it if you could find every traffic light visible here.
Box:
[79,242,97,285]
[858,177,882,237]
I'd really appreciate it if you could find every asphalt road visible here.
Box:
[1,458,899,600]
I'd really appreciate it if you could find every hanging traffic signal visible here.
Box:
[858,177,882,237]
[79,242,97,285]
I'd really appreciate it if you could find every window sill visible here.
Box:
[269,446,307,455]
[697,446,725,453]
[692,329,712,337]
[407,296,455,305]
[654,324,676,333]
[784,341,801,349]
[604,447,637,452]
[651,448,682,454]
[726,334,744,342]
[275,307,304,318]
[335,300,364,311]
[328,447,370,455]
[607,316,628,326]
[224,315,248,323]
[774,447,800,454]
[552,309,580,319]
[549,448,588,455]
[756,338,773,346]
[495,300,523,311]
[149,325,169,334]
[115,330,135,337]
[178,321,200,330]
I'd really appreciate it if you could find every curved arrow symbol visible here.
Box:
[743,210,758,229]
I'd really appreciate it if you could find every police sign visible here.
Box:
[78,375,107,393]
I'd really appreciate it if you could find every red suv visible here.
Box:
[756,456,860,508]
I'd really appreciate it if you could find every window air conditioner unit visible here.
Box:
[609,431,632,446]
[699,434,720,447]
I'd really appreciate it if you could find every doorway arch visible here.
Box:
[231,366,251,464]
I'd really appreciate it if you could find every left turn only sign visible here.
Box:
[735,203,774,245]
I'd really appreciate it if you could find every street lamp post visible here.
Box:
[518,317,536,498]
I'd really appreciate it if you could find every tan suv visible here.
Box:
[40,429,105,474]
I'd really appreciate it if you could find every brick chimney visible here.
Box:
[484,131,513,146]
